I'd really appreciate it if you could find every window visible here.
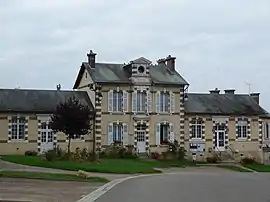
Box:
[237,120,247,139]
[11,116,26,140]
[41,122,53,143]
[190,119,202,139]
[108,90,125,112]
[160,92,169,112]
[112,123,123,142]
[137,91,147,112]
[160,123,169,144]
[264,122,270,140]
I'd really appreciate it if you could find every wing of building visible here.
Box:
[1,50,270,163]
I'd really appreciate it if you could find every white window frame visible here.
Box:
[112,123,123,143]
[159,123,170,144]
[112,91,123,112]
[136,91,147,112]
[190,119,202,139]
[11,116,26,140]
[237,120,247,139]
[160,92,170,113]
[41,121,53,143]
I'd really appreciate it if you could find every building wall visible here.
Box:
[0,113,93,155]
[185,114,262,161]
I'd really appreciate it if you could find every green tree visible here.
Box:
[51,96,94,155]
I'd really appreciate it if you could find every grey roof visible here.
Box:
[185,93,268,115]
[0,89,94,113]
[73,61,188,88]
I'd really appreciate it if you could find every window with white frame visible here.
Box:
[41,122,53,143]
[136,91,147,112]
[160,92,170,112]
[264,122,270,140]
[190,118,202,139]
[237,120,247,139]
[112,123,123,142]
[11,116,26,140]
[112,91,123,111]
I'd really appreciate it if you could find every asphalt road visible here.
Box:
[95,172,270,202]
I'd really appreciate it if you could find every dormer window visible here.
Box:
[138,66,145,74]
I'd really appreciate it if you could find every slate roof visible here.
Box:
[185,93,268,115]
[73,61,188,88]
[0,89,94,113]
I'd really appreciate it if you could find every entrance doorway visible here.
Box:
[215,124,226,151]
[136,123,146,153]
[40,122,54,153]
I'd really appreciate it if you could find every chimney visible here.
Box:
[157,58,166,65]
[56,84,61,91]
[209,88,220,94]
[87,50,97,68]
[224,89,235,94]
[165,55,176,71]
[250,93,260,104]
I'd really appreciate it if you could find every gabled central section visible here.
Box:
[130,57,152,85]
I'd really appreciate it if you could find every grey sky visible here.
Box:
[0,0,270,110]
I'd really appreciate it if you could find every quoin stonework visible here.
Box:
[1,50,270,163]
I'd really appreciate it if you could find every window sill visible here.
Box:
[236,138,248,141]
[9,140,28,143]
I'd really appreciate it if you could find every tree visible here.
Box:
[51,96,94,155]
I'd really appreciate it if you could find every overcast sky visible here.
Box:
[0,0,270,110]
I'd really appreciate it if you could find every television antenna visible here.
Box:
[244,81,252,95]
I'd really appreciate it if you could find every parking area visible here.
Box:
[0,178,105,202]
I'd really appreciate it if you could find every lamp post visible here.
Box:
[88,83,103,153]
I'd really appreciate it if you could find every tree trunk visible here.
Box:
[67,136,71,156]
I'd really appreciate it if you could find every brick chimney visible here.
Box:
[224,89,235,94]
[87,50,97,68]
[165,55,176,71]
[250,93,260,104]
[209,88,220,94]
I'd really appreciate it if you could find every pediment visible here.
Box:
[130,57,152,65]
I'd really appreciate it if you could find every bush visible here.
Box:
[206,156,218,163]
[150,152,161,160]
[166,140,186,161]
[43,146,65,161]
[44,149,56,161]
[100,143,137,159]
[24,150,38,156]
[241,156,255,165]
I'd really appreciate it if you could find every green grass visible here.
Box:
[243,163,270,172]
[0,170,109,182]
[1,155,197,174]
[217,165,253,172]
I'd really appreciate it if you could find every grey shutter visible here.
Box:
[123,123,128,145]
[156,122,160,145]
[169,123,174,143]
[132,91,137,112]
[147,91,152,113]
[108,90,113,112]
[156,91,160,113]
[108,123,113,145]
[169,91,175,113]
[122,90,128,112]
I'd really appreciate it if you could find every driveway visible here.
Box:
[95,170,270,202]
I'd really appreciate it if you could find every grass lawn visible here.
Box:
[243,163,270,172]
[217,165,253,172]
[2,155,183,174]
[0,170,109,182]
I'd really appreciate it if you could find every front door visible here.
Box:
[40,122,54,153]
[216,125,226,151]
[136,124,146,153]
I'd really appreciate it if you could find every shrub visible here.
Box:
[24,150,38,156]
[44,149,56,161]
[43,146,65,161]
[177,147,186,161]
[150,152,161,160]
[166,140,186,161]
[241,156,255,165]
[206,156,218,163]
[100,143,137,159]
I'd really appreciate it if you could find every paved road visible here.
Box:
[95,171,270,202]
